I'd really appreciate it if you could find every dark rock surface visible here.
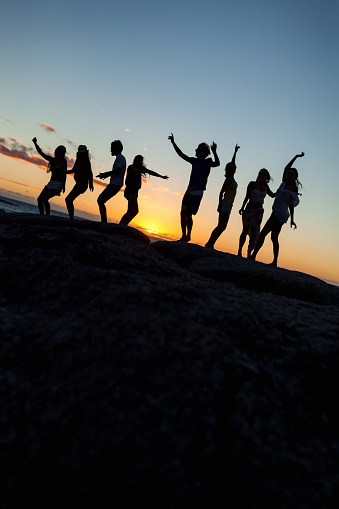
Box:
[0,213,339,508]
[152,241,339,306]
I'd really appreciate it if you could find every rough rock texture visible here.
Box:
[152,241,339,306]
[0,213,339,508]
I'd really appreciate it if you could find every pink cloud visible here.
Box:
[40,123,56,132]
[1,137,105,189]
[0,136,73,170]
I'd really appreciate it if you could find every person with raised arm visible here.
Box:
[96,140,126,222]
[32,137,67,215]
[205,144,240,249]
[120,155,168,225]
[250,152,304,266]
[168,133,220,242]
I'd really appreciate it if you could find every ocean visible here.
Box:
[0,195,69,217]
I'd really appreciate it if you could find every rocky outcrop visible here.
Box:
[0,213,338,508]
[152,240,339,306]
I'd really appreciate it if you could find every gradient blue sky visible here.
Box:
[1,0,338,281]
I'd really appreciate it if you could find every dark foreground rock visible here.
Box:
[0,213,339,508]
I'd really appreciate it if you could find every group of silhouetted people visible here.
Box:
[32,135,304,266]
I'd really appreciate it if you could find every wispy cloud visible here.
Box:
[124,127,131,132]
[40,123,56,133]
[144,183,183,197]
[65,138,78,150]
[0,136,74,169]
[0,115,15,125]
[1,137,114,189]
[0,176,41,191]
[0,136,48,169]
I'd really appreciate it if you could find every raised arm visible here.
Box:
[285,152,304,171]
[32,137,52,162]
[168,133,191,163]
[210,142,220,167]
[231,143,240,164]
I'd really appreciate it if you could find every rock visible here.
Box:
[0,215,339,508]
[152,240,339,306]
[0,212,150,245]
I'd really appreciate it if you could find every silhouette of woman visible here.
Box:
[120,155,168,226]
[237,169,275,258]
[205,144,240,249]
[65,145,94,219]
[32,137,67,215]
[250,152,304,266]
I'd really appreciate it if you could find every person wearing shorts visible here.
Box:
[32,137,67,215]
[65,145,94,219]
[168,133,220,242]
[250,152,304,266]
[96,140,126,222]
[119,155,168,226]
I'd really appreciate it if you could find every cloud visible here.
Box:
[65,139,78,151]
[0,115,15,125]
[0,136,74,169]
[92,178,124,192]
[124,128,131,132]
[0,136,48,169]
[0,176,41,191]
[0,137,104,189]
[144,183,183,197]
[40,123,56,133]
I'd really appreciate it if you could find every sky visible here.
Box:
[1,0,338,283]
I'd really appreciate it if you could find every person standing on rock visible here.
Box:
[250,152,304,266]
[65,145,94,219]
[237,168,275,258]
[96,140,126,222]
[120,155,168,226]
[32,137,67,215]
[205,144,240,249]
[168,133,220,242]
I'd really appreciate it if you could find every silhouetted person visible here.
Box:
[238,168,275,257]
[168,133,220,242]
[250,152,304,266]
[96,140,126,222]
[32,137,67,215]
[120,155,168,226]
[65,145,94,219]
[205,144,240,249]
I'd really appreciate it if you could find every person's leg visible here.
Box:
[120,195,138,225]
[238,216,251,256]
[270,222,283,265]
[185,213,193,242]
[247,209,264,257]
[38,188,58,216]
[37,189,46,214]
[65,185,83,219]
[205,212,229,249]
[250,219,272,260]
[97,185,120,223]
[180,210,190,241]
